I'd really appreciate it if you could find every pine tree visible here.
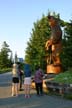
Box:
[0,41,12,68]
[25,13,62,72]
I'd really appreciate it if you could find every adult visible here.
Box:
[11,63,19,96]
[24,63,31,98]
[18,67,24,91]
[34,66,44,96]
[17,62,24,91]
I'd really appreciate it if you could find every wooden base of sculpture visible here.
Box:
[47,64,61,74]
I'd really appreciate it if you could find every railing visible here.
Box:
[45,81,72,95]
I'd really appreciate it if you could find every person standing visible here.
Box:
[24,63,31,98]
[34,66,44,96]
[19,69,24,91]
[18,64,24,91]
[11,63,19,96]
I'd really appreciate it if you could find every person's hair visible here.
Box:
[13,63,17,67]
[35,65,40,70]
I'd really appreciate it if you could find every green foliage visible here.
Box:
[64,94,72,100]
[53,70,72,84]
[25,11,72,73]
[0,68,12,74]
[61,20,72,70]
[25,12,67,73]
[0,41,13,69]
[25,14,50,72]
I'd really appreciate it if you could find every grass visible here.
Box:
[53,70,72,84]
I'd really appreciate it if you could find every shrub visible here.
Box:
[0,68,12,74]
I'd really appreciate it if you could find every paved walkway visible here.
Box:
[0,72,72,108]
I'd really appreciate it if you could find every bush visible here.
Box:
[0,68,12,74]
[64,94,72,100]
[53,70,72,84]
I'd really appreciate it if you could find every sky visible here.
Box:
[0,0,72,59]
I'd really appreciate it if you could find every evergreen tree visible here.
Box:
[25,12,62,73]
[61,20,72,70]
[0,41,12,68]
